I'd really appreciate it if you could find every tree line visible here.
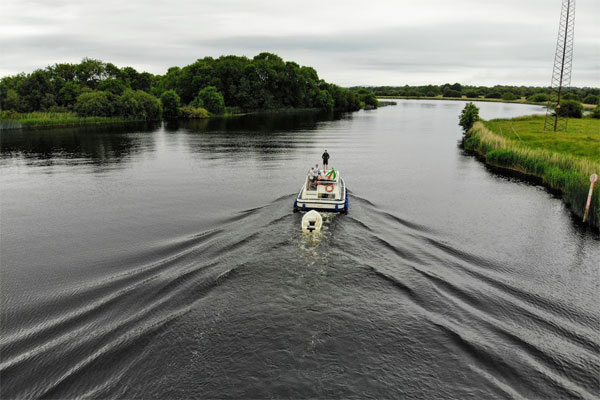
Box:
[352,83,599,105]
[0,53,379,121]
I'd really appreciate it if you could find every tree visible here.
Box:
[583,94,599,105]
[74,91,114,117]
[591,105,600,119]
[194,86,225,114]
[527,93,548,102]
[2,89,20,111]
[443,88,461,98]
[501,92,518,101]
[459,102,480,132]
[554,100,583,118]
[160,90,180,119]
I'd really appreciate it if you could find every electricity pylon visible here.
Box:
[544,0,576,132]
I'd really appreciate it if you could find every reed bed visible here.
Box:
[0,111,128,128]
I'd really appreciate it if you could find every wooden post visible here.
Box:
[583,174,598,223]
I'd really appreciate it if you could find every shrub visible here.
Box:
[501,92,519,101]
[74,91,114,117]
[583,94,599,105]
[443,89,461,98]
[160,90,181,119]
[116,89,161,120]
[459,102,480,132]
[465,91,479,98]
[180,106,209,119]
[485,92,502,99]
[527,93,548,102]
[562,92,580,101]
[194,86,225,114]
[591,105,600,119]
[553,100,583,118]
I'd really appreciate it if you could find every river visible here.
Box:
[1,100,598,399]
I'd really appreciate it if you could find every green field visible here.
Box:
[464,115,600,228]
[485,115,600,162]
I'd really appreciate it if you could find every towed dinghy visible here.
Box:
[301,210,323,233]
[294,168,348,213]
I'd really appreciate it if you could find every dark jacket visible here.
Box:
[322,152,330,162]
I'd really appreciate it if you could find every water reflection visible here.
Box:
[0,122,160,169]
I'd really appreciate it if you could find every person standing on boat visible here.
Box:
[322,150,330,171]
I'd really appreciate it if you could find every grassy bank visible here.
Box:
[463,116,600,228]
[0,111,134,129]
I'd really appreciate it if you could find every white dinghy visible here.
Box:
[301,210,323,233]
[294,168,348,213]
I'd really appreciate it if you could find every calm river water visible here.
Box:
[1,100,598,399]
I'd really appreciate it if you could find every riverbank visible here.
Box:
[0,111,137,130]
[0,108,327,130]
[379,95,598,111]
[463,115,600,229]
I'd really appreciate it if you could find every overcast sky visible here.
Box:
[1,0,598,87]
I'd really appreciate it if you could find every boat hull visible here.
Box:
[294,178,348,213]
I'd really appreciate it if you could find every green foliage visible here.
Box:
[1,53,400,118]
[459,102,480,132]
[57,82,81,108]
[443,89,462,98]
[484,92,502,99]
[116,89,161,120]
[501,92,518,101]
[590,105,600,119]
[553,100,583,118]
[583,94,599,105]
[355,88,378,108]
[74,91,114,117]
[562,92,580,101]
[527,93,548,102]
[465,91,479,98]
[180,106,209,119]
[160,90,181,119]
[194,86,225,114]
[98,78,126,95]
[3,89,20,110]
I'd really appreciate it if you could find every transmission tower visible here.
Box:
[544,0,576,132]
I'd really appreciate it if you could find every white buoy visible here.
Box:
[301,210,323,233]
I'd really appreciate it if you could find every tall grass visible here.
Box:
[0,111,129,128]
[465,121,600,228]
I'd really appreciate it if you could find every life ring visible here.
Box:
[325,184,334,193]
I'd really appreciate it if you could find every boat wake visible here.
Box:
[1,192,598,399]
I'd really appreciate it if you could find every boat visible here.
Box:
[301,210,323,232]
[293,168,348,213]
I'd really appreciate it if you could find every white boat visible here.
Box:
[301,210,323,232]
[294,168,348,213]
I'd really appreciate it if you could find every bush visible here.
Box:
[116,89,161,120]
[501,92,519,101]
[465,91,479,98]
[160,90,181,119]
[180,106,209,119]
[553,100,583,118]
[583,94,599,105]
[527,93,548,102]
[484,92,502,99]
[443,89,461,98]
[193,86,225,114]
[459,102,480,132]
[74,91,114,117]
[591,105,600,119]
[562,92,580,101]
